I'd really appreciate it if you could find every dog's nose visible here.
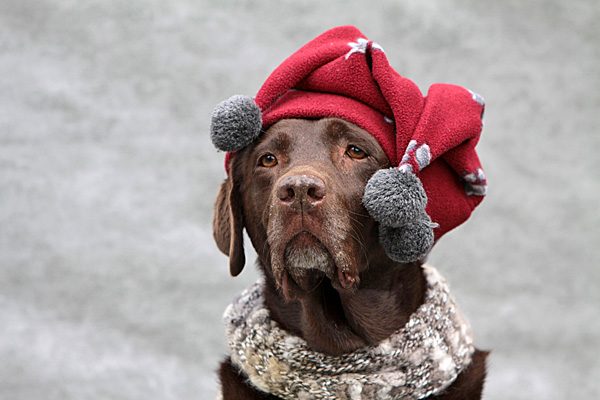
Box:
[277,174,326,211]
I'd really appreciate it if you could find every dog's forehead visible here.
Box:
[259,118,380,151]
[263,119,328,147]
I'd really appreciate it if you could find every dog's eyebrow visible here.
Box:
[323,118,351,137]
[254,126,291,153]
[324,119,382,154]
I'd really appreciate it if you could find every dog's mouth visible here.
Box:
[277,231,357,300]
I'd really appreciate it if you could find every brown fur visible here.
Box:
[213,118,488,399]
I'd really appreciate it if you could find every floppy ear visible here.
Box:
[212,160,246,276]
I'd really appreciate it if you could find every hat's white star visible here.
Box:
[345,38,384,60]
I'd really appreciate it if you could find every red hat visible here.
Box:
[210,26,486,262]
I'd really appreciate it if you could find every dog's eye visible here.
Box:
[258,154,278,168]
[346,145,367,160]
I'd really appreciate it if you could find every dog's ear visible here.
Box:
[212,159,245,276]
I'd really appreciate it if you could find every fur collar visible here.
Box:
[223,265,474,399]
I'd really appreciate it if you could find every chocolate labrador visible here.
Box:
[213,118,488,399]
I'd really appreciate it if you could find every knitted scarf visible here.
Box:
[223,265,474,399]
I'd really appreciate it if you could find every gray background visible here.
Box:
[1,0,598,399]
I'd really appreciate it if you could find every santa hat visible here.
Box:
[210,26,487,263]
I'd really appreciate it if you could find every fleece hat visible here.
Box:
[210,25,487,263]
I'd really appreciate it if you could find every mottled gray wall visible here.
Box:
[1,0,598,399]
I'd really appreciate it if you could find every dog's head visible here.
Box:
[213,118,393,300]
[211,27,487,302]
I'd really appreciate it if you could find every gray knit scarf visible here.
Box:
[223,265,474,399]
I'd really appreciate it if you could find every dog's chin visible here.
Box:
[277,232,358,301]
[280,232,332,298]
[285,232,333,274]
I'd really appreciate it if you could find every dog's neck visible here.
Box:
[262,261,427,356]
[223,265,475,399]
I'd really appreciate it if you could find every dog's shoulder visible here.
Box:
[429,349,490,400]
[218,357,280,400]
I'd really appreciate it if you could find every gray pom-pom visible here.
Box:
[379,214,436,263]
[363,168,427,227]
[210,95,262,152]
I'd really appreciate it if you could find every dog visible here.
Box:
[213,118,488,399]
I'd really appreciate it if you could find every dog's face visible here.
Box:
[213,118,392,301]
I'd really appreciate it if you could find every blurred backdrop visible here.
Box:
[1,0,598,399]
